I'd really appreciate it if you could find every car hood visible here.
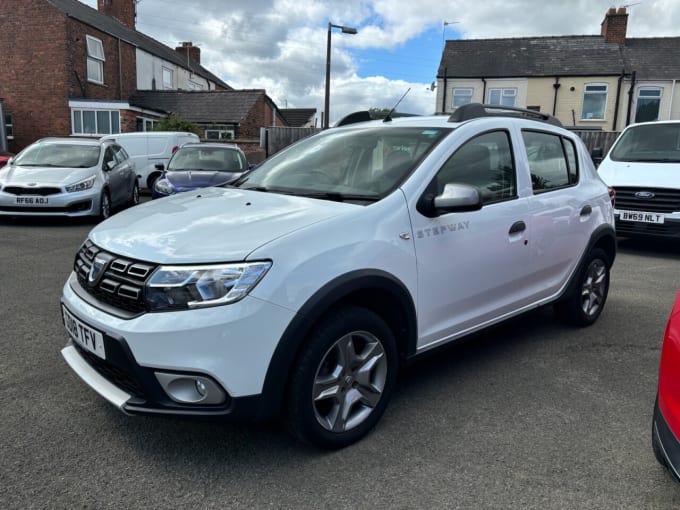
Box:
[598,160,680,188]
[165,170,241,189]
[0,165,96,186]
[89,186,356,263]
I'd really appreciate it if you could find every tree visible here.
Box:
[154,114,200,135]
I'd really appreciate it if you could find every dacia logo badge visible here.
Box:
[635,191,655,199]
[88,253,113,286]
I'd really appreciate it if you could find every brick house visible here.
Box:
[0,0,287,154]
[435,7,680,131]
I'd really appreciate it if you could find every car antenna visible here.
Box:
[383,88,411,123]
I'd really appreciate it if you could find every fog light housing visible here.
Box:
[155,372,227,405]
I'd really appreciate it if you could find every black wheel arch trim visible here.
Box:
[255,269,417,421]
[558,223,616,301]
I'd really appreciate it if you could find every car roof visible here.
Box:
[34,137,106,146]
[180,142,241,150]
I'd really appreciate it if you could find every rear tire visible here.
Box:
[128,181,139,207]
[286,306,398,449]
[554,248,610,327]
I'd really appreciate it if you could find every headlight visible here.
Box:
[65,176,96,193]
[146,261,272,311]
[154,178,174,195]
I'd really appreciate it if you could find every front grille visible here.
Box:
[616,218,680,238]
[75,240,157,314]
[614,187,680,213]
[72,341,145,399]
[0,201,91,213]
[3,186,61,196]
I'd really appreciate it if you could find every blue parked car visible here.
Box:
[152,142,250,198]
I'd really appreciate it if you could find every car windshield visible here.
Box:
[14,143,101,168]
[231,126,452,201]
[610,123,680,162]
[168,147,247,172]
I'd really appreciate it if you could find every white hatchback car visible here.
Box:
[597,120,680,239]
[0,137,138,219]
[60,105,616,448]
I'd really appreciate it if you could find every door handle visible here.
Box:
[509,220,526,235]
[580,205,592,216]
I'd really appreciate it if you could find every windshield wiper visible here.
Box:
[295,191,380,203]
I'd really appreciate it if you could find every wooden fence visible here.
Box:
[570,130,620,155]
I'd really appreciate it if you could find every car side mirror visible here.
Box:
[417,183,483,218]
[104,160,116,171]
[155,163,165,171]
[591,147,603,167]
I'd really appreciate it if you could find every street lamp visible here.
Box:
[324,22,358,129]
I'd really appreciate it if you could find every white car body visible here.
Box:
[61,107,616,447]
[597,120,680,239]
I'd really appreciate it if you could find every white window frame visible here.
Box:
[162,67,174,90]
[5,112,13,140]
[205,129,235,140]
[71,108,120,136]
[452,88,473,108]
[581,83,608,121]
[487,88,517,107]
[635,87,663,123]
[86,35,105,84]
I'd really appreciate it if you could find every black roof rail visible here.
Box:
[448,103,563,127]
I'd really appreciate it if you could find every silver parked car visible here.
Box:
[0,137,139,219]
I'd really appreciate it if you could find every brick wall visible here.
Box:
[0,0,70,151]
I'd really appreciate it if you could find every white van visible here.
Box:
[101,132,200,190]
[597,120,680,240]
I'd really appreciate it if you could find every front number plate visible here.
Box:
[619,210,665,224]
[62,305,106,359]
[16,196,49,205]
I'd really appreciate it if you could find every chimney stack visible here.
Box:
[175,42,201,65]
[98,0,136,30]
[601,6,628,44]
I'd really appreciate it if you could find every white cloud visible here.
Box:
[81,0,680,124]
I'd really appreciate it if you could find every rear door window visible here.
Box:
[522,130,578,193]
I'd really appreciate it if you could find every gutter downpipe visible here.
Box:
[552,77,560,116]
[118,38,123,100]
[441,68,448,113]
[612,69,624,131]
[668,79,676,119]
[482,78,487,104]
[625,70,636,126]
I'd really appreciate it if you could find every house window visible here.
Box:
[72,109,120,135]
[86,36,105,84]
[635,88,662,123]
[581,84,608,120]
[205,129,234,140]
[162,67,173,89]
[452,88,473,108]
[135,117,157,132]
[488,88,516,107]
[5,112,13,139]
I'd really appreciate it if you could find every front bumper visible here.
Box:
[61,273,296,419]
[0,189,99,217]
[653,399,680,482]
[614,211,680,239]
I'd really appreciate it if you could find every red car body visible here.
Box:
[0,151,13,168]
[653,290,680,481]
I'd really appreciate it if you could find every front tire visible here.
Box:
[99,191,111,220]
[286,306,398,449]
[128,181,140,207]
[555,248,610,326]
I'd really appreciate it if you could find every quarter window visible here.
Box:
[488,88,516,107]
[86,36,105,84]
[72,109,120,135]
[522,130,578,192]
[581,84,608,120]
[434,130,516,204]
[635,88,662,123]
[452,88,473,108]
